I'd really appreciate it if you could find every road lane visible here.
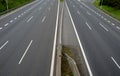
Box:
[66,0,120,76]
[0,0,58,76]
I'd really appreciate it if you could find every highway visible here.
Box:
[0,0,58,76]
[65,0,120,76]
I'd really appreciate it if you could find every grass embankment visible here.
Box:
[0,0,34,15]
[61,46,74,76]
[93,0,120,21]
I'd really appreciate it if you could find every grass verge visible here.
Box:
[61,46,73,76]
[0,0,34,15]
[93,0,120,21]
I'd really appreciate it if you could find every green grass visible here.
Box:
[61,46,74,76]
[60,0,64,2]
[0,0,34,15]
[93,0,120,21]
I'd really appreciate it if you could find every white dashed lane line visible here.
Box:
[42,16,46,22]
[116,26,120,30]
[27,16,33,22]
[0,27,2,30]
[10,20,13,23]
[111,57,120,69]
[14,17,17,20]
[86,22,92,30]
[99,23,109,31]
[0,41,9,50]
[4,23,9,27]
[77,11,80,15]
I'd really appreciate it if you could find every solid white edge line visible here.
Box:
[18,40,33,64]
[66,2,93,76]
[111,57,120,69]
[86,22,92,30]
[27,16,33,22]
[42,16,46,22]
[49,0,59,76]
[99,23,109,31]
[0,41,9,50]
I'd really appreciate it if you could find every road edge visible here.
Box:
[50,0,60,76]
[65,1,93,76]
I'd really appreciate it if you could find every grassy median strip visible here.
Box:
[0,0,34,15]
[93,0,120,21]
[62,46,73,76]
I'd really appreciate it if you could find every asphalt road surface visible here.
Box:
[0,0,58,76]
[66,0,120,76]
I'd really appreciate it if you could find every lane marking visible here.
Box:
[112,23,115,26]
[4,23,9,26]
[14,17,17,20]
[10,20,13,23]
[0,27,2,30]
[0,41,9,50]
[50,0,59,76]
[107,20,110,23]
[66,2,93,76]
[104,18,107,21]
[77,11,80,15]
[111,57,120,69]
[18,40,33,64]
[18,15,21,18]
[73,5,75,7]
[42,16,46,22]
[86,22,92,30]
[87,11,91,15]
[48,7,51,10]
[99,23,109,31]
[101,16,104,19]
[21,13,24,16]
[27,16,33,22]
[39,7,42,11]
[116,26,120,30]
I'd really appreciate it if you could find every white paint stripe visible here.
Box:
[0,41,9,50]
[112,23,115,26]
[86,22,92,30]
[21,13,24,15]
[111,57,120,69]
[73,5,75,7]
[27,16,33,22]
[18,15,21,17]
[99,23,109,31]
[66,2,93,76]
[39,7,42,11]
[77,11,80,15]
[18,40,33,64]
[0,27,2,30]
[4,23,9,26]
[104,18,107,21]
[116,26,120,30]
[48,7,51,10]
[49,0,59,76]
[87,12,91,15]
[10,20,13,23]
[42,16,46,22]
[101,16,104,18]
[108,20,110,23]
[14,17,17,20]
